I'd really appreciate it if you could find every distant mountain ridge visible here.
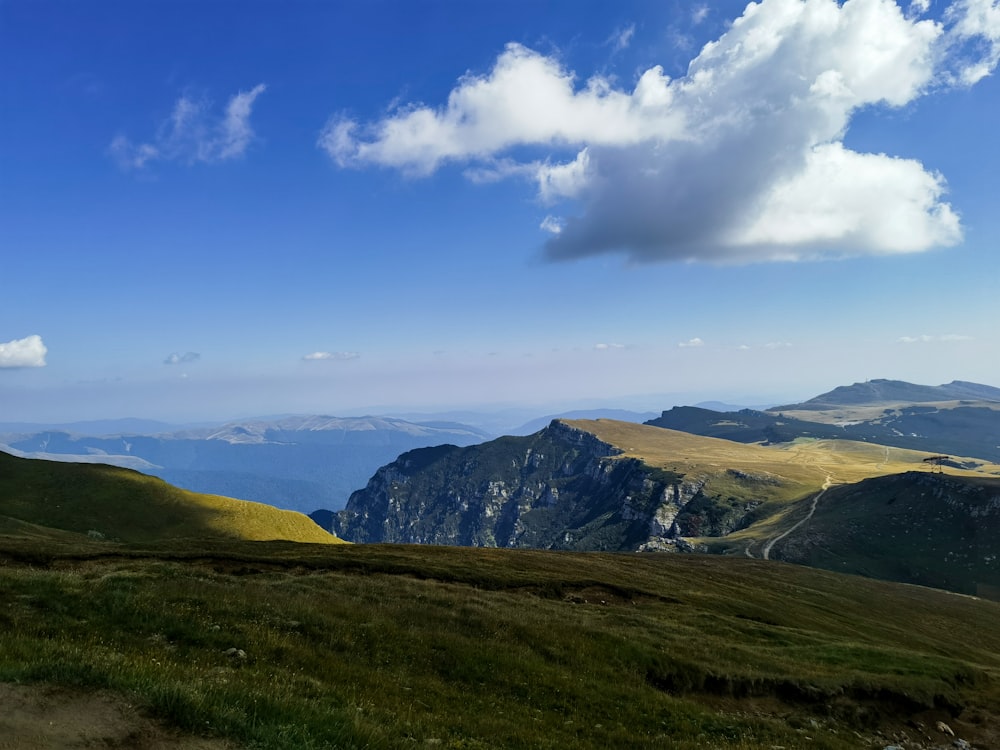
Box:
[647,379,1000,463]
[775,378,1000,410]
[0,415,490,513]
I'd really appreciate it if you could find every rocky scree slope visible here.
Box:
[331,420,773,550]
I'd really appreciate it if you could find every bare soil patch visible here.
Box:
[0,683,235,750]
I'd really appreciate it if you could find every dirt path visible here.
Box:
[761,475,833,561]
[0,683,235,750]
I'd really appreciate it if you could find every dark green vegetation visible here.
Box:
[767,471,1000,598]
[0,451,338,544]
[649,379,1000,462]
[3,537,1000,749]
[645,405,847,443]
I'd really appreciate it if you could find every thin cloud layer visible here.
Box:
[0,335,47,368]
[111,84,266,170]
[323,0,1000,264]
[303,351,361,361]
[164,352,200,365]
[898,333,973,343]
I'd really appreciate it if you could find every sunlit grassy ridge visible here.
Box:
[1,539,998,749]
[562,419,1000,544]
[0,451,340,544]
[563,418,998,489]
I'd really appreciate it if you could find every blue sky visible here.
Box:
[2,0,999,423]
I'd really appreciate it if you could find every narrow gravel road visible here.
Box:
[762,475,833,561]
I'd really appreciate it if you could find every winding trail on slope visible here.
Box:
[762,475,833,561]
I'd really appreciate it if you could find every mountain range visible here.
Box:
[4,379,1000,747]
[0,415,490,514]
[647,378,1000,462]
[329,379,1000,599]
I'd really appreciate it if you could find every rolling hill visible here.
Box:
[0,451,340,544]
[757,470,1000,598]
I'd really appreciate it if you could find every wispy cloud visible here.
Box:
[678,338,704,348]
[765,342,793,349]
[164,351,200,365]
[607,23,636,53]
[322,0,1000,264]
[594,342,625,351]
[898,334,973,343]
[111,84,266,171]
[303,351,361,361]
[0,335,47,368]
[540,215,564,234]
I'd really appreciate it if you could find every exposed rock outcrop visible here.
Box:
[333,420,767,551]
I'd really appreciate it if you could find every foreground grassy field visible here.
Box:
[2,537,999,749]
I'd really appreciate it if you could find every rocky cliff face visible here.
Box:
[332,421,765,551]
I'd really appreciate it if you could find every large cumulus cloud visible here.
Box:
[322,0,1000,264]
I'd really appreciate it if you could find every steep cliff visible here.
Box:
[332,420,769,551]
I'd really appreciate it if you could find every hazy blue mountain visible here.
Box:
[0,418,189,436]
[647,380,1000,463]
[774,378,1000,410]
[0,416,490,514]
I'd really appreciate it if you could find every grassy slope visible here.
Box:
[0,451,340,545]
[562,419,1000,547]
[768,471,1000,597]
[1,539,998,749]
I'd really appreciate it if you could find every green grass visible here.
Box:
[0,451,340,544]
[2,537,999,749]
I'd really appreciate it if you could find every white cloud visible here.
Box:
[537,148,592,202]
[594,342,626,350]
[692,5,710,24]
[540,215,564,234]
[303,351,361,361]
[765,341,794,349]
[0,335,47,368]
[678,338,704,348]
[164,352,200,365]
[111,84,266,170]
[607,23,636,52]
[324,0,1000,264]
